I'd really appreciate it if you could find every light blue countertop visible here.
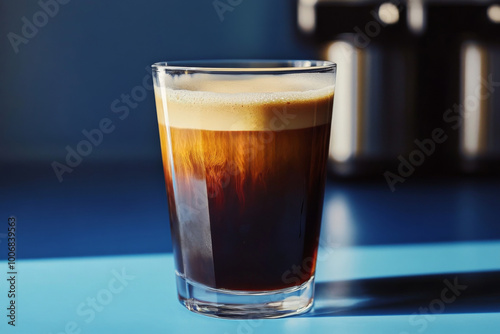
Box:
[2,241,499,334]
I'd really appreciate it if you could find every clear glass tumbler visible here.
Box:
[152,60,336,318]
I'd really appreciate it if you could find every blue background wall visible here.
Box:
[3,1,499,261]
[0,0,314,166]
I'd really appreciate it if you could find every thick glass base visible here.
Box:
[176,273,315,319]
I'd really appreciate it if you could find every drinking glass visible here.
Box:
[152,60,336,318]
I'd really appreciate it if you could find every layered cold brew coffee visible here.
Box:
[153,62,336,318]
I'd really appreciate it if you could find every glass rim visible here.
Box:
[151,59,336,74]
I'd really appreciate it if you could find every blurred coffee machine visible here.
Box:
[298,0,500,177]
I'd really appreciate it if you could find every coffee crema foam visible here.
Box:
[155,74,334,131]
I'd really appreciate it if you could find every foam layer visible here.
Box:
[154,74,334,131]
